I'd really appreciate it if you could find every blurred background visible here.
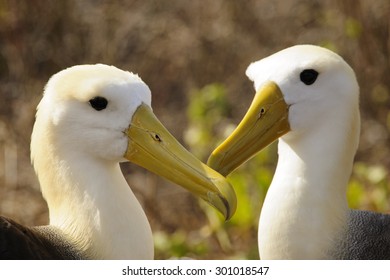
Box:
[0,0,389,259]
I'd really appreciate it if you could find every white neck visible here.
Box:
[33,139,153,259]
[258,107,359,259]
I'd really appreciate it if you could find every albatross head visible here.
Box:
[31,64,236,221]
[208,45,360,176]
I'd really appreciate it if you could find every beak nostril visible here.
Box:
[258,107,266,119]
[153,133,162,142]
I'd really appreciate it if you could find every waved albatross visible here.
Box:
[0,64,236,259]
[208,45,390,259]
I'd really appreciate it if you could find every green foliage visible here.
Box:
[371,84,390,104]
[183,84,277,259]
[348,162,390,211]
[345,17,363,39]
[154,230,209,259]
[184,84,231,159]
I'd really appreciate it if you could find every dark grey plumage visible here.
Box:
[332,210,390,259]
[0,216,83,260]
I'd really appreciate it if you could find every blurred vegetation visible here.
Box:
[0,0,389,259]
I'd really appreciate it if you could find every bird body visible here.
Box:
[1,64,236,259]
[0,216,82,259]
[335,210,390,259]
[208,45,390,259]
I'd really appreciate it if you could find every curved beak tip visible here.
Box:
[222,195,236,221]
[207,180,237,221]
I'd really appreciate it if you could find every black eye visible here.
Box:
[89,96,108,111]
[300,69,319,85]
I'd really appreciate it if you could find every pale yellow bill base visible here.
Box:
[124,103,237,220]
[207,82,290,177]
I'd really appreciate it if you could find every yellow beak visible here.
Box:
[124,103,236,220]
[207,82,290,176]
